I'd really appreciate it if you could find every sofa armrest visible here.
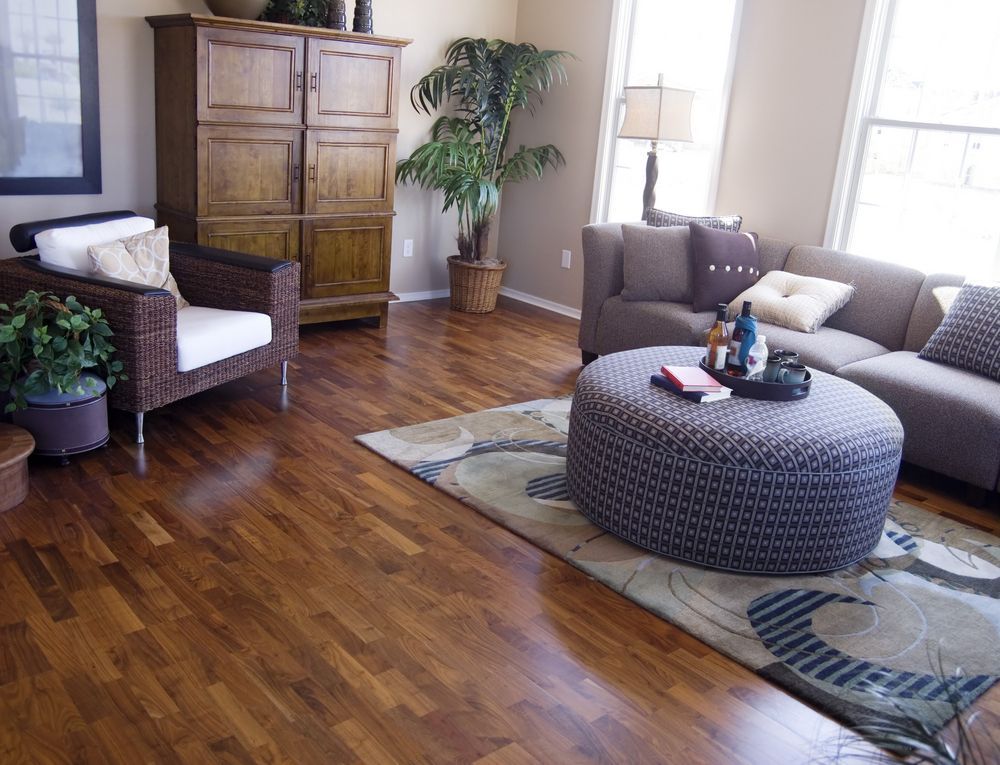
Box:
[579,222,626,356]
[169,244,301,316]
[0,257,178,402]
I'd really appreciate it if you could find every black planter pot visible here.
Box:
[11,373,110,462]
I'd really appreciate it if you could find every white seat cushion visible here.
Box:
[35,216,155,272]
[176,306,272,373]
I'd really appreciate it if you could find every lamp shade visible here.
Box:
[618,85,695,143]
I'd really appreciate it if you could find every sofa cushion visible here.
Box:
[838,351,1000,491]
[918,282,1000,381]
[646,208,742,232]
[620,224,691,302]
[755,323,889,374]
[689,223,760,312]
[35,216,155,273]
[88,226,190,310]
[757,236,795,276]
[595,297,713,355]
[729,270,854,333]
[903,273,964,351]
[784,246,925,350]
[176,306,272,373]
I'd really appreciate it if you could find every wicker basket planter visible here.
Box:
[447,256,508,313]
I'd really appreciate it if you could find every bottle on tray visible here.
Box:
[725,300,757,377]
[705,303,729,371]
[745,334,768,381]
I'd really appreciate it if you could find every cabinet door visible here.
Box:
[305,38,400,129]
[304,130,395,215]
[197,126,303,217]
[302,216,392,298]
[197,219,301,263]
[197,27,304,126]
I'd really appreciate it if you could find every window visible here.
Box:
[827,0,1000,279]
[592,0,742,223]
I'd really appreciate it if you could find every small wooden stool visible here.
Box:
[0,424,35,512]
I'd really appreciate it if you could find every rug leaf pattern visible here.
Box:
[357,398,1000,734]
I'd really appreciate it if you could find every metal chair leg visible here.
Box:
[136,412,145,444]
[280,360,288,386]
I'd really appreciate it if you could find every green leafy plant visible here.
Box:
[260,0,329,26]
[396,37,572,263]
[0,290,126,413]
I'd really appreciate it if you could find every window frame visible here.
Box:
[590,0,744,224]
[825,0,1000,255]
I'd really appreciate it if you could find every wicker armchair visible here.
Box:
[3,211,300,443]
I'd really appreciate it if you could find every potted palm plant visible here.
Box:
[396,37,572,313]
[0,290,125,460]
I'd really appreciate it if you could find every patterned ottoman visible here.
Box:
[567,346,903,574]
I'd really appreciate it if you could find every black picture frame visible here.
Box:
[0,0,102,195]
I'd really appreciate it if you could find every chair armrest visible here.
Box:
[579,222,626,355]
[17,258,172,297]
[169,241,294,274]
[168,245,301,317]
[0,257,178,396]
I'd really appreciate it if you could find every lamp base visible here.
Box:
[641,149,658,221]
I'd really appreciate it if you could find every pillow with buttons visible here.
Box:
[689,222,760,312]
[728,270,855,333]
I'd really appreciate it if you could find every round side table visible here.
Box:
[0,424,35,512]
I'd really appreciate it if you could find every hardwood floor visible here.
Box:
[1,297,997,764]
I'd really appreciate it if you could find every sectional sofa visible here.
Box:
[578,222,1000,492]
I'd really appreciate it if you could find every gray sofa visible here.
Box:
[579,222,1000,492]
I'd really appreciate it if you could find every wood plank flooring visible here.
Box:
[1,297,997,764]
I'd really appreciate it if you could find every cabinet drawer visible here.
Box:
[197,126,303,217]
[304,130,395,215]
[306,38,400,129]
[302,216,392,298]
[198,27,304,125]
[197,219,301,263]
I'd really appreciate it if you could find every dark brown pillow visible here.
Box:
[688,223,760,312]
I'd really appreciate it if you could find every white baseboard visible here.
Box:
[499,287,581,320]
[393,286,581,321]
[393,289,450,302]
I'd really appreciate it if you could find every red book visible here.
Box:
[660,364,724,392]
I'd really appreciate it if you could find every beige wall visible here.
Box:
[714,0,866,244]
[2,0,867,308]
[0,0,518,292]
[494,0,613,310]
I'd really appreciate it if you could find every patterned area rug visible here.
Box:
[357,398,1000,735]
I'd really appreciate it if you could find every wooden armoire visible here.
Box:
[145,14,410,326]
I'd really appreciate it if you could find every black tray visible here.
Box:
[699,359,811,401]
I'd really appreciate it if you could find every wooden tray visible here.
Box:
[699,359,811,401]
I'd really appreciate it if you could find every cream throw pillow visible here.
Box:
[88,226,189,309]
[728,270,854,333]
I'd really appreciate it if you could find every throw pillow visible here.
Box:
[646,208,742,233]
[918,281,1000,381]
[35,216,155,272]
[689,223,760,312]
[88,226,190,309]
[621,224,692,303]
[728,270,855,333]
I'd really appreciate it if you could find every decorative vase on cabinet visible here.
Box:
[145,14,410,327]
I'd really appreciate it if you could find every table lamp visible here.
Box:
[618,75,694,221]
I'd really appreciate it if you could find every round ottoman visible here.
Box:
[567,347,903,574]
[0,424,35,512]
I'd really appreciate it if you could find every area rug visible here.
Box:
[356,397,1000,736]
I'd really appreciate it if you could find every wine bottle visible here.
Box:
[725,300,754,377]
[705,303,729,370]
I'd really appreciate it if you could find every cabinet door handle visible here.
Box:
[295,71,303,91]
[308,165,316,181]
[309,72,318,92]
[293,164,301,182]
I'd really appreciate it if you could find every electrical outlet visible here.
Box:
[561,249,572,269]
[403,239,414,258]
